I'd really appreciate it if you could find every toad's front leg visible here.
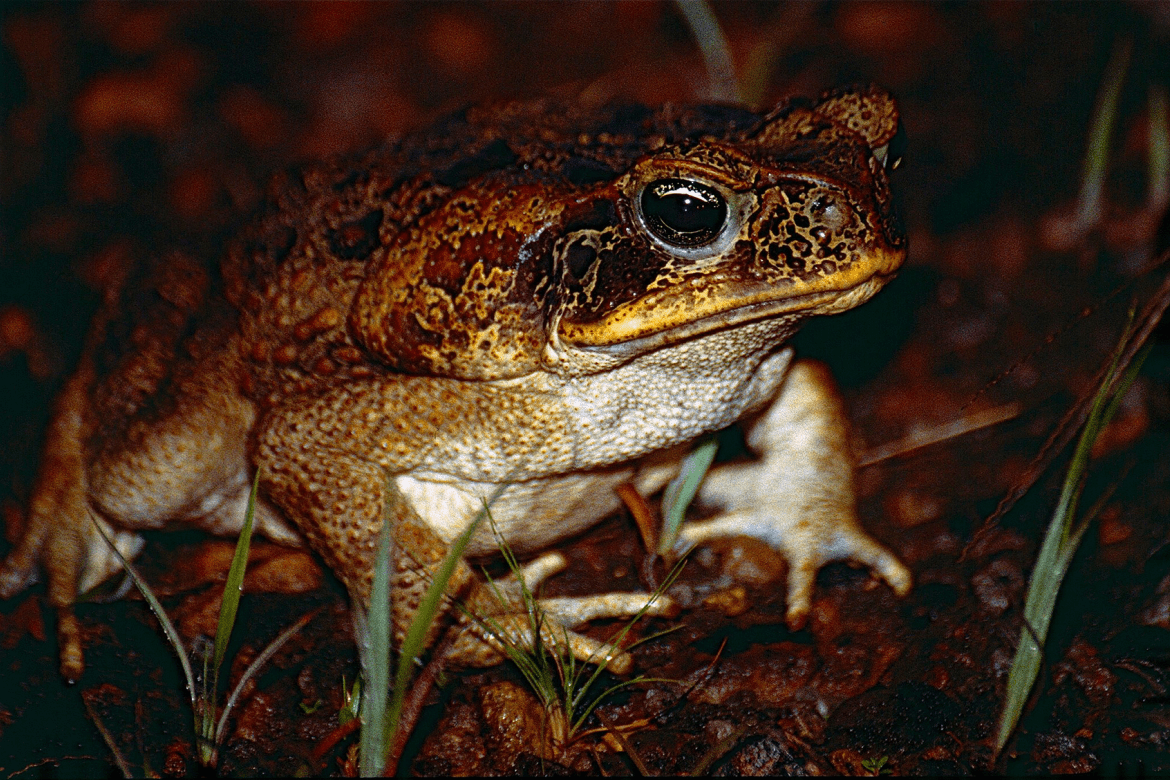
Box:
[257,405,672,676]
[676,360,911,628]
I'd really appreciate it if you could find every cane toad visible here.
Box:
[1,86,911,680]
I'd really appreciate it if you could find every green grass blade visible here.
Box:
[89,513,196,709]
[81,691,134,779]
[338,675,361,726]
[384,495,495,756]
[674,0,742,104]
[1097,344,1149,445]
[211,471,259,698]
[215,611,312,748]
[994,327,1149,756]
[197,648,215,762]
[358,494,394,776]
[1150,86,1169,209]
[1075,38,1131,228]
[660,437,718,556]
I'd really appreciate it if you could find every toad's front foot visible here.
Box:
[452,552,678,674]
[678,504,911,629]
[677,360,911,628]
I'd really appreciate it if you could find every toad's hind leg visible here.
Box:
[1,351,266,681]
[0,365,144,681]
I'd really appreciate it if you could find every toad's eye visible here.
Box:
[640,179,728,248]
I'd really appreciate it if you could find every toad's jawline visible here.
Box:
[565,271,896,358]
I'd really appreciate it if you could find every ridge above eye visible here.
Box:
[639,178,728,248]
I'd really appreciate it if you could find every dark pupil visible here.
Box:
[641,179,727,247]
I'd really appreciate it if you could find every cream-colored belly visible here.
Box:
[395,467,637,557]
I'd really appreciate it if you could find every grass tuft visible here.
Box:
[359,481,494,775]
[91,471,308,769]
[476,510,683,761]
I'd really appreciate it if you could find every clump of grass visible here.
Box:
[993,318,1151,757]
[475,509,682,763]
[91,472,309,769]
[358,482,492,776]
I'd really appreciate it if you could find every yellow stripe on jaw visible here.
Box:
[557,246,903,349]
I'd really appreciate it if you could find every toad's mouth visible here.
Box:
[558,257,901,358]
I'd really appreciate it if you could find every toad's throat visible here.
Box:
[560,257,901,355]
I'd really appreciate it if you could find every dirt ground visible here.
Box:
[2,2,1169,776]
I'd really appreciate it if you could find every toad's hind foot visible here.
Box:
[0,540,41,600]
[2,506,145,681]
